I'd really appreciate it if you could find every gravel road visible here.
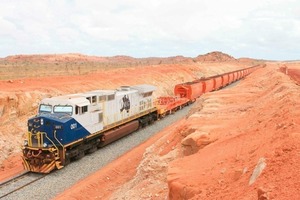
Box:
[3,106,191,200]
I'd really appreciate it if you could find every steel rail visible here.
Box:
[0,171,46,199]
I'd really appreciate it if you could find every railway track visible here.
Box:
[0,171,46,199]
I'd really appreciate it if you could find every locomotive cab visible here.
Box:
[22,96,100,173]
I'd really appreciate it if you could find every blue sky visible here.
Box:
[0,0,299,60]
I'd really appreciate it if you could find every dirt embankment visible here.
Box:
[56,63,300,200]
[279,63,300,85]
[0,52,254,181]
[167,64,300,199]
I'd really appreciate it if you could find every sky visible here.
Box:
[0,0,299,60]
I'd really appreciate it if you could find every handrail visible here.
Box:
[27,131,60,156]
[41,131,60,154]
[53,130,63,147]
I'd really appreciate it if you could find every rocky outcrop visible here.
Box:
[194,51,235,62]
[181,131,216,156]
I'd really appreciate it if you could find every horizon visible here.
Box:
[1,51,299,62]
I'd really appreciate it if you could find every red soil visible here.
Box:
[1,54,299,200]
[287,69,300,84]
[0,153,23,182]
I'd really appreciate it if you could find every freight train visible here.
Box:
[22,65,262,173]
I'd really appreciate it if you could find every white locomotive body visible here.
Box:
[22,84,157,173]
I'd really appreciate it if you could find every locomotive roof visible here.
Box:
[41,95,89,106]
[83,90,115,96]
[131,84,156,93]
[91,84,156,95]
[40,84,156,106]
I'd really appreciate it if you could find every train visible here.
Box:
[22,65,262,173]
[174,66,259,100]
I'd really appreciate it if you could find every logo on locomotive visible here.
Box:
[120,95,130,113]
[70,123,77,130]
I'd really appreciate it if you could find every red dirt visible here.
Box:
[55,63,300,200]
[278,63,300,85]
[1,53,300,200]
[287,69,300,84]
[0,153,24,182]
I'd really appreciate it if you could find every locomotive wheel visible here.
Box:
[74,151,85,160]
[88,145,97,154]
[64,153,71,166]
[139,117,147,128]
[149,117,154,124]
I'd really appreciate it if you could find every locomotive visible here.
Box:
[22,65,263,173]
[22,84,157,173]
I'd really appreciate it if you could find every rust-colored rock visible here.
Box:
[181,131,215,156]
[257,187,269,200]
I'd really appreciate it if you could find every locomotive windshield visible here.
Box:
[39,104,52,113]
[53,105,73,115]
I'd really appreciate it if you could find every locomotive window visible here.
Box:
[39,104,52,113]
[99,96,105,102]
[107,94,115,101]
[86,97,91,103]
[143,92,152,97]
[92,96,97,103]
[82,106,88,113]
[54,105,73,115]
[75,105,88,115]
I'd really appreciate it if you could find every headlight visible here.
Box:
[40,118,44,125]
[28,122,33,127]
[43,143,48,147]
[24,140,28,146]
[54,125,62,130]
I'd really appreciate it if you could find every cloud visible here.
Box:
[0,0,299,60]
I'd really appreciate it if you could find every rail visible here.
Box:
[0,172,46,199]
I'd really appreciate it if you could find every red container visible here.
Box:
[244,69,249,76]
[235,71,239,80]
[228,73,234,84]
[238,71,242,79]
[174,81,204,100]
[232,72,235,82]
[203,78,215,93]
[236,71,241,80]
[241,70,245,78]
[221,74,229,86]
[213,76,223,90]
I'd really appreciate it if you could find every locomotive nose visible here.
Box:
[29,117,44,130]
[27,116,50,148]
